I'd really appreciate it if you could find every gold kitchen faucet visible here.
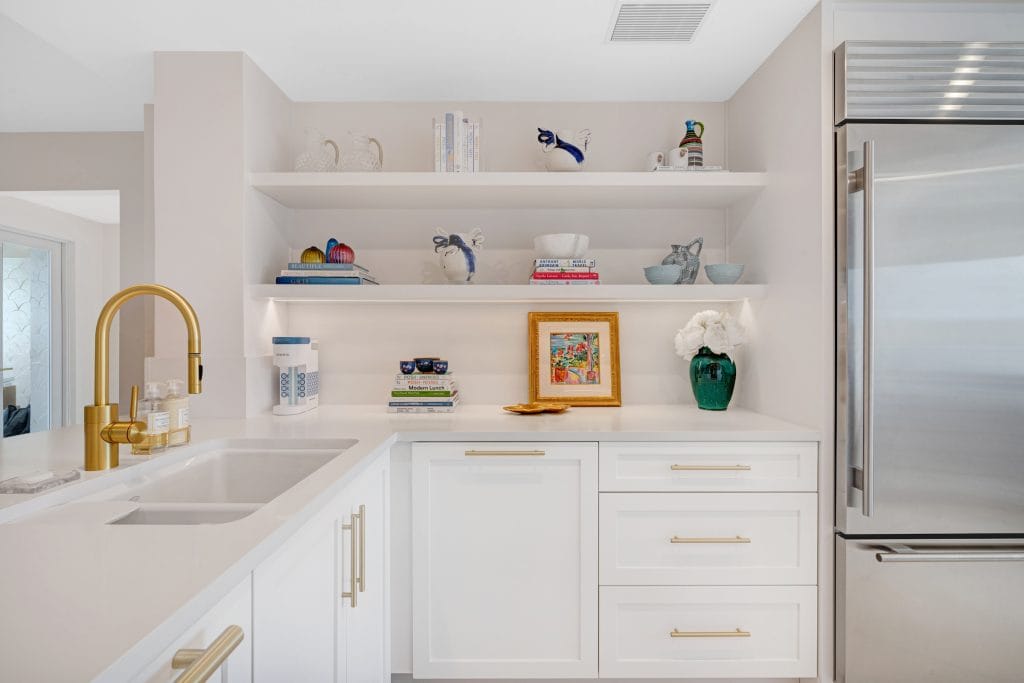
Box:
[83,284,202,471]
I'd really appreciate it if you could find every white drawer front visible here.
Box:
[599,441,817,492]
[599,585,817,679]
[600,492,817,585]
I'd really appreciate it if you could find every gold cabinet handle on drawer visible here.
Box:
[671,628,751,638]
[670,464,751,471]
[171,625,244,683]
[341,509,361,607]
[671,535,751,544]
[464,449,545,456]
[357,503,366,593]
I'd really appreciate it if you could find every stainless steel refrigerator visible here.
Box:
[835,41,1024,683]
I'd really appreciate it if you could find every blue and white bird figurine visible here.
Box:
[537,128,591,171]
[433,227,485,284]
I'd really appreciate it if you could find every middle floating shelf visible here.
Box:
[249,171,767,209]
[251,284,766,303]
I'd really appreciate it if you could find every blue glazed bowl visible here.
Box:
[432,359,449,375]
[399,360,416,374]
[414,357,438,373]
[705,263,745,285]
[644,264,684,285]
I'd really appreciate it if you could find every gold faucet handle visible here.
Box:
[128,385,139,421]
[99,385,146,445]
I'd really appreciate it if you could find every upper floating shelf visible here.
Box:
[249,171,767,210]
[250,284,765,304]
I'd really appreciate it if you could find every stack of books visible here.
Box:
[276,262,379,285]
[529,258,600,286]
[433,111,480,172]
[388,374,460,413]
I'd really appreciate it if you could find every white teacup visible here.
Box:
[667,147,688,168]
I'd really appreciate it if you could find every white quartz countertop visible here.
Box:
[0,404,817,682]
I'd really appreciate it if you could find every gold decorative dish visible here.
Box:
[502,402,570,415]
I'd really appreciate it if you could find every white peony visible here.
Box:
[673,309,746,360]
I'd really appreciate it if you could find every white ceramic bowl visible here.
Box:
[704,263,745,285]
[534,233,590,259]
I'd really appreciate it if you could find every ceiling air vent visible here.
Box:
[609,2,712,43]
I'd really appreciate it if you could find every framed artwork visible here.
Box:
[528,312,621,406]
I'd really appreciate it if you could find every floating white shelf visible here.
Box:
[250,284,765,303]
[249,171,766,210]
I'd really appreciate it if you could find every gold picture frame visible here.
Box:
[528,312,621,406]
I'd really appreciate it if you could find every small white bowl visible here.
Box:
[704,263,745,285]
[644,265,684,285]
[534,233,590,258]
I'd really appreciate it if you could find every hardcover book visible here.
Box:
[534,258,597,268]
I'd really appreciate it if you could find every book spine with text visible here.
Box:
[445,113,454,172]
[530,272,601,280]
[387,405,459,414]
[391,390,457,397]
[533,266,595,274]
[286,262,367,272]
[276,276,368,285]
[529,279,601,285]
[433,120,442,172]
[534,258,597,268]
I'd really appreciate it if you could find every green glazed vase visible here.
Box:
[689,346,736,411]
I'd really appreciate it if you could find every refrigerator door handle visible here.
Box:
[848,139,876,517]
[876,544,1024,563]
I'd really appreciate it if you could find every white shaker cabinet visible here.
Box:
[253,500,339,681]
[131,575,252,683]
[253,451,389,682]
[338,452,390,682]
[411,442,599,679]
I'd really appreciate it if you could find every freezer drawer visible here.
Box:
[837,536,1024,683]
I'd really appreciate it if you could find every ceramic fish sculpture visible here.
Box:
[433,228,485,284]
[537,128,591,171]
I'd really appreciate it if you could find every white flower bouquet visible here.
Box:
[674,309,746,361]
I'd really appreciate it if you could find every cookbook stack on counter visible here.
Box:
[276,262,379,285]
[388,374,460,413]
[529,258,600,285]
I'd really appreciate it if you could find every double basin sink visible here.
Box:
[17,438,356,526]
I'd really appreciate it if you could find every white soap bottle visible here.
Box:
[164,379,191,447]
[132,382,169,455]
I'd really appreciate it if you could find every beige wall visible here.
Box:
[0,132,149,410]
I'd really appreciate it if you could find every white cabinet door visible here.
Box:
[132,575,252,683]
[412,442,598,679]
[338,453,391,683]
[599,492,818,585]
[599,585,817,679]
[253,501,341,682]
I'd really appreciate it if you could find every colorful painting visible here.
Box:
[549,332,600,385]
[529,312,621,407]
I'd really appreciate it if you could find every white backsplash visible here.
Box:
[286,300,746,406]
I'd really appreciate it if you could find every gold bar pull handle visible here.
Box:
[171,625,244,683]
[671,628,751,638]
[341,509,361,607]
[465,449,545,457]
[357,503,366,593]
[671,535,751,544]
[670,464,751,471]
